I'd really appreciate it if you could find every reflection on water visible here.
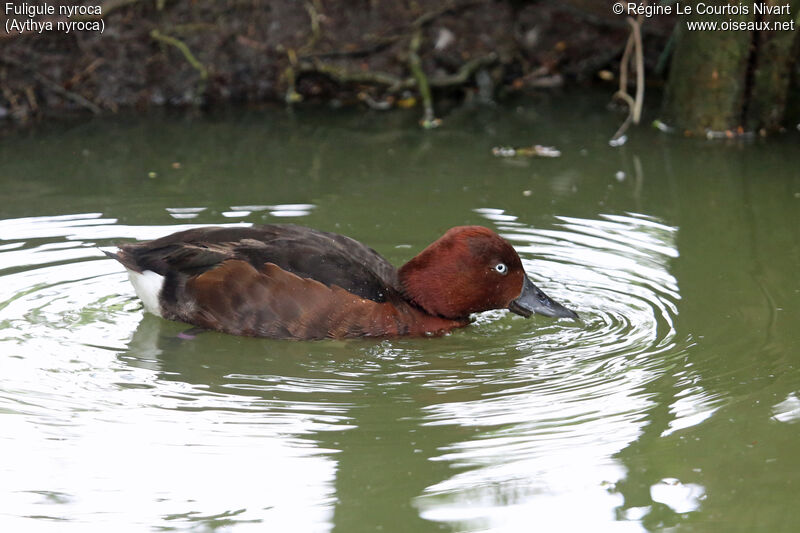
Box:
[0,205,689,532]
[1,103,799,532]
[0,211,343,531]
[415,211,686,531]
[772,393,800,424]
[649,479,705,514]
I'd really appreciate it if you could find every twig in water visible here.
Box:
[610,91,635,145]
[284,48,302,103]
[408,29,440,129]
[610,13,645,145]
[630,17,644,124]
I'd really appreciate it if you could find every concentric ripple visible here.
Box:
[414,210,693,531]
[0,211,349,532]
[1,209,701,532]
[511,212,680,360]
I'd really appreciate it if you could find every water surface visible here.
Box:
[1,94,799,532]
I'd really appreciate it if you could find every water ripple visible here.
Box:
[0,212,340,532]
[414,211,691,531]
[1,210,702,532]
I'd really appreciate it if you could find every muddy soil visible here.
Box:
[1,1,677,123]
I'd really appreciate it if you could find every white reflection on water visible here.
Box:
[1,407,338,532]
[649,478,705,514]
[0,210,720,531]
[0,212,340,532]
[166,207,207,220]
[772,393,800,423]
[414,210,707,531]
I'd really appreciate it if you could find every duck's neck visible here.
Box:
[398,254,462,319]
[387,302,470,336]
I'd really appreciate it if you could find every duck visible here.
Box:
[105,224,578,340]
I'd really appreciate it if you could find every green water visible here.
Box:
[1,93,799,532]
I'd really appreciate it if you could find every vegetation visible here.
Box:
[1,0,798,135]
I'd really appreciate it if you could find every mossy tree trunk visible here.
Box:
[745,1,800,130]
[663,0,799,134]
[786,36,800,124]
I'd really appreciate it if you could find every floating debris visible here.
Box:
[491,144,561,158]
[705,126,755,140]
[492,146,516,157]
[609,134,627,147]
[652,120,675,133]
[420,117,442,129]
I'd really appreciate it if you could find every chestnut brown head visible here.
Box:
[398,226,578,321]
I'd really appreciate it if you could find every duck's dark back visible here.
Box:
[116,224,402,303]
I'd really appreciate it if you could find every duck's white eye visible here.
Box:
[494,263,508,275]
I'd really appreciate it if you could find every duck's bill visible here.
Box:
[508,276,579,320]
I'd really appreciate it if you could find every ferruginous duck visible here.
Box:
[106,225,578,339]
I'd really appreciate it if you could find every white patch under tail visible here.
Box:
[127,270,165,317]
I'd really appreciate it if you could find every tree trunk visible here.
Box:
[745,1,800,131]
[787,37,800,125]
[662,0,799,134]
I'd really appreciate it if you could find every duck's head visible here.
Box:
[398,226,578,321]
